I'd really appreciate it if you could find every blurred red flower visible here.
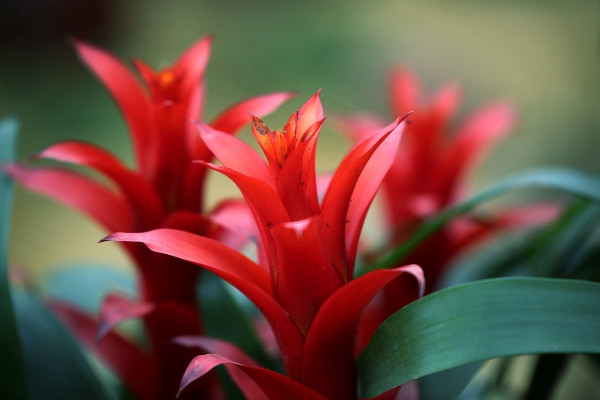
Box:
[6,37,292,399]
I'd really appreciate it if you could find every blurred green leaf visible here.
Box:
[358,278,600,398]
[41,264,136,313]
[373,168,600,271]
[440,229,540,288]
[13,289,110,400]
[199,271,281,400]
[199,270,278,370]
[529,200,600,277]
[522,354,569,400]
[0,118,28,398]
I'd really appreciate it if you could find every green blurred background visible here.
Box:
[2,0,599,281]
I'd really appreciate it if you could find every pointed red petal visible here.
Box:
[173,36,212,103]
[5,165,133,232]
[410,83,462,165]
[195,122,275,189]
[48,300,159,400]
[296,90,323,137]
[73,40,152,173]
[97,293,155,340]
[434,102,516,200]
[271,217,343,335]
[173,336,261,367]
[211,92,296,134]
[251,115,286,169]
[345,120,405,276]
[36,141,164,229]
[183,77,207,162]
[180,354,328,400]
[320,117,405,281]
[105,229,270,294]
[277,119,323,220]
[298,265,424,399]
[104,229,305,372]
[430,83,462,128]
[132,58,156,87]
[389,68,421,116]
[174,336,267,399]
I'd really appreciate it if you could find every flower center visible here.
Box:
[153,69,180,102]
[157,69,176,89]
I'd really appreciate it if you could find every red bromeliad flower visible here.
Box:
[5,37,292,399]
[106,92,425,399]
[338,67,554,291]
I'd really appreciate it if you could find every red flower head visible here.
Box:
[338,67,553,290]
[106,92,424,399]
[5,37,292,399]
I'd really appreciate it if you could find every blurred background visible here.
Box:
[2,0,599,284]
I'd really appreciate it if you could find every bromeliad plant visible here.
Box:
[338,67,554,290]
[106,92,425,399]
[3,36,600,400]
[5,37,292,399]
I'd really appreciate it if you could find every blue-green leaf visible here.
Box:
[358,278,600,398]
[0,118,28,398]
[13,290,110,399]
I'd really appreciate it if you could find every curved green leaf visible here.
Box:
[440,229,539,288]
[13,290,110,399]
[0,118,28,398]
[374,168,600,271]
[528,200,600,277]
[358,278,600,398]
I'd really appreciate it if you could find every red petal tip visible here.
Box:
[99,234,115,243]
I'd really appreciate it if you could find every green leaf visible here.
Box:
[372,168,600,271]
[0,118,28,398]
[528,200,600,277]
[13,289,110,400]
[41,264,136,313]
[358,278,600,398]
[199,271,282,400]
[440,229,540,288]
[199,270,278,370]
[521,354,569,400]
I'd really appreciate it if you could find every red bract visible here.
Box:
[5,37,292,399]
[106,92,425,399]
[338,67,555,290]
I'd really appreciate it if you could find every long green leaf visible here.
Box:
[358,278,600,398]
[529,200,600,277]
[13,290,110,399]
[0,118,28,398]
[373,168,600,271]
